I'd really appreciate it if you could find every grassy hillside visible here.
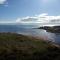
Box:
[0,33,60,60]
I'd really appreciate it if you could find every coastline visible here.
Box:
[37,26,60,33]
[0,32,59,46]
[0,32,59,60]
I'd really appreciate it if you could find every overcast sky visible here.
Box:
[0,0,60,25]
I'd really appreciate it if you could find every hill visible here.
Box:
[0,33,60,60]
[38,26,60,33]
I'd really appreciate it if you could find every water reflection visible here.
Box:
[0,25,59,44]
[54,34,60,44]
[18,29,56,42]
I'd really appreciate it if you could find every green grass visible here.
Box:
[0,33,59,60]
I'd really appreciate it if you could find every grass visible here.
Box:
[0,33,59,60]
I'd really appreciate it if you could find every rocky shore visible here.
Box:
[38,26,60,33]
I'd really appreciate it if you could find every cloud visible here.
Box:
[0,0,7,4]
[0,13,60,26]
[16,13,60,25]
[35,13,48,17]
[16,13,48,24]
[16,16,37,24]
[0,0,8,7]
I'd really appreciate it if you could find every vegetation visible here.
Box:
[0,33,60,60]
[38,26,60,33]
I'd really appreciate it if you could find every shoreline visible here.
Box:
[0,32,60,59]
[0,32,59,47]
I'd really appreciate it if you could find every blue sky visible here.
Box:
[0,0,60,24]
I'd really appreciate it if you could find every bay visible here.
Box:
[0,25,60,44]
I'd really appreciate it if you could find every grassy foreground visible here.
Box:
[0,33,60,60]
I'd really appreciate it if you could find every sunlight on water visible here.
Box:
[0,25,60,44]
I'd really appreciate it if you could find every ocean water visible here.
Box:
[0,25,60,44]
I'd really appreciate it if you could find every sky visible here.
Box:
[0,0,60,25]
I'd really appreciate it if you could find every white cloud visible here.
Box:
[16,13,60,26]
[0,0,8,7]
[0,13,60,26]
[0,0,7,4]
[36,13,48,17]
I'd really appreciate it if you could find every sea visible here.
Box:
[0,24,60,45]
